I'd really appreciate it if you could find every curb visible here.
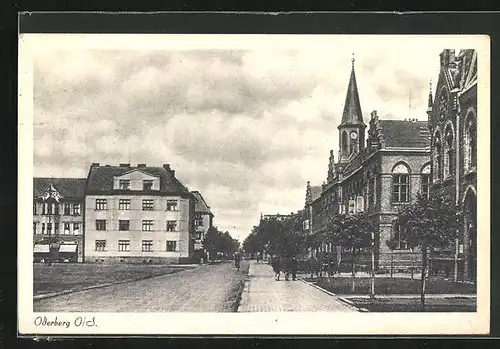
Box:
[300,279,368,312]
[33,267,196,301]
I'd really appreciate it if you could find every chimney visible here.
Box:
[170,170,175,177]
[163,164,171,171]
[137,164,147,168]
[91,162,100,167]
[119,163,130,167]
[371,110,377,120]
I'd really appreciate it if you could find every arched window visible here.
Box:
[341,131,348,157]
[464,114,476,172]
[421,163,431,200]
[392,163,410,203]
[443,125,454,178]
[433,130,442,182]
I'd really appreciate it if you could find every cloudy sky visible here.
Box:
[30,35,457,242]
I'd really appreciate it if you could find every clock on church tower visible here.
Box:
[350,131,358,140]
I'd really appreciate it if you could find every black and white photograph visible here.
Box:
[18,32,490,335]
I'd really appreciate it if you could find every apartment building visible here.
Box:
[33,178,86,263]
[191,190,214,262]
[84,163,196,264]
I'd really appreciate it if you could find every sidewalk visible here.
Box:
[238,261,358,312]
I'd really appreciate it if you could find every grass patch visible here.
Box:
[308,276,476,295]
[222,261,250,312]
[347,297,476,312]
[33,263,194,296]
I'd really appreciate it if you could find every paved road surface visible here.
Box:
[34,262,247,312]
[238,261,358,312]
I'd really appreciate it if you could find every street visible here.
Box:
[34,261,248,312]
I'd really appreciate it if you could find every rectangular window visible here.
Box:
[392,174,409,203]
[54,223,59,234]
[64,223,70,234]
[96,199,107,210]
[142,199,154,211]
[73,204,81,216]
[42,223,45,234]
[64,203,71,215]
[42,203,47,215]
[143,180,153,191]
[73,223,80,234]
[54,204,60,215]
[96,219,107,231]
[142,240,153,252]
[166,220,177,232]
[119,199,130,210]
[195,219,203,227]
[166,240,177,252]
[166,200,178,211]
[142,220,154,231]
[47,223,52,234]
[47,203,53,215]
[421,174,430,200]
[95,240,106,252]
[118,240,130,252]
[33,203,37,215]
[119,220,130,231]
[33,222,37,234]
[119,179,131,190]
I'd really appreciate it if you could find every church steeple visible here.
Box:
[337,54,366,162]
[339,54,365,128]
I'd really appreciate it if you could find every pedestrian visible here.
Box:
[291,256,298,281]
[234,251,241,271]
[271,255,281,281]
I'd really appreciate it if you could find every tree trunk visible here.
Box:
[351,247,356,293]
[370,232,375,299]
[390,251,393,278]
[410,251,414,280]
[420,246,428,311]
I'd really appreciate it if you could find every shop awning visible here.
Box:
[59,244,77,252]
[34,244,50,253]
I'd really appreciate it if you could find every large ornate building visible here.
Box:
[428,49,477,282]
[304,57,431,271]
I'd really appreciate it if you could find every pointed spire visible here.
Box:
[428,79,433,109]
[339,54,365,127]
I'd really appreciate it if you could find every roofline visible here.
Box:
[191,190,212,211]
[84,190,193,198]
[113,168,161,178]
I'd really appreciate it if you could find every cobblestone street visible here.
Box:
[34,261,248,312]
[238,261,358,312]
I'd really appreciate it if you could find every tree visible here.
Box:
[328,212,375,293]
[203,226,240,261]
[390,193,460,310]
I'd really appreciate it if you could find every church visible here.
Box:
[304,56,432,272]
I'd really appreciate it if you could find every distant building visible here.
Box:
[260,213,292,222]
[84,163,196,264]
[428,49,477,281]
[191,190,214,262]
[305,57,431,271]
[33,178,86,263]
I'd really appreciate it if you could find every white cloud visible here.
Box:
[31,36,451,241]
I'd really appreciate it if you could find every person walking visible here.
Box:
[271,255,281,281]
[291,256,298,281]
[234,251,241,271]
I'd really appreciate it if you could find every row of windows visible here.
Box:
[95,219,179,232]
[118,179,155,191]
[432,116,476,182]
[33,203,81,216]
[95,199,179,211]
[95,240,177,252]
[33,222,80,235]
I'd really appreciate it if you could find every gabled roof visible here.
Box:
[33,178,86,199]
[86,165,191,196]
[339,59,365,127]
[192,191,212,214]
[378,120,431,148]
